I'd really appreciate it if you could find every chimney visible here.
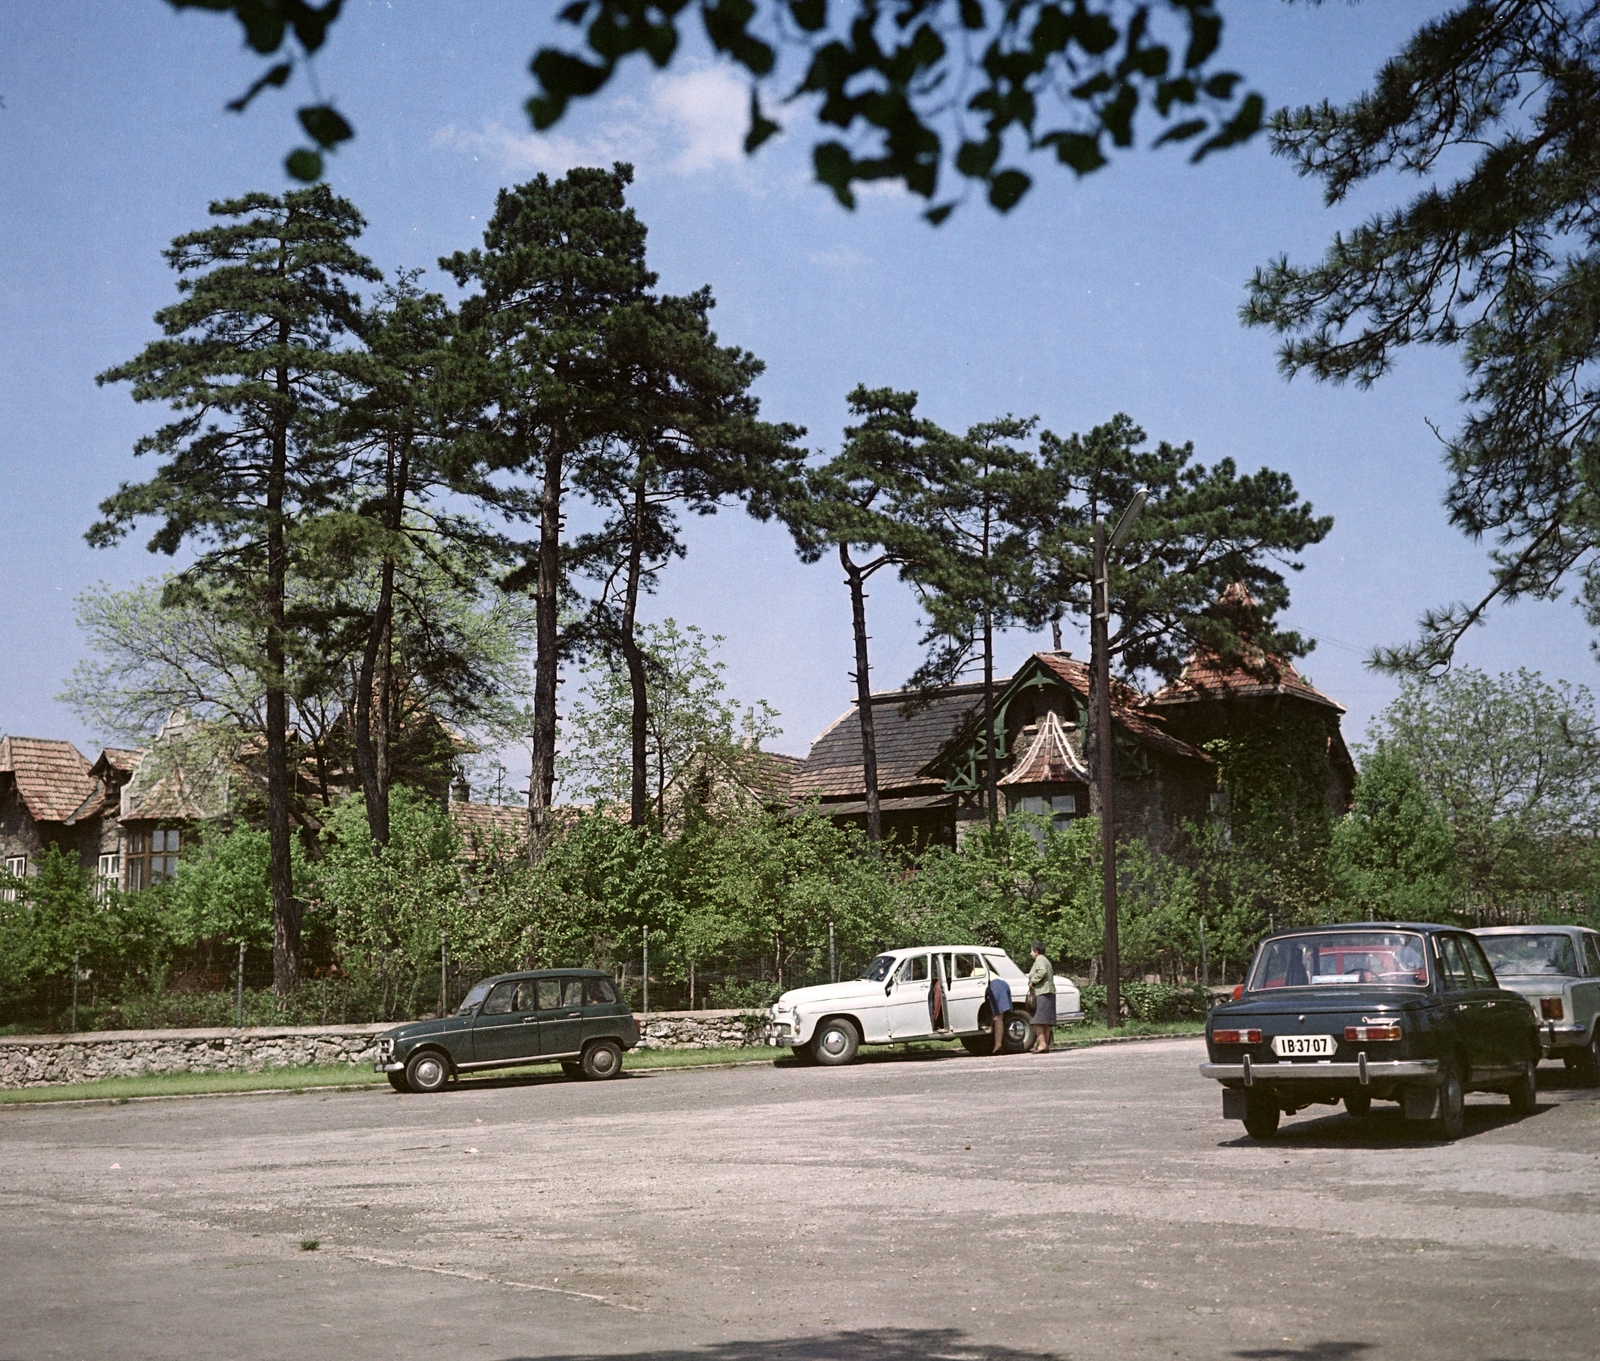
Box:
[450,774,470,805]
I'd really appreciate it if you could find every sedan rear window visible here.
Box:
[1479,933,1579,977]
[1250,931,1429,990]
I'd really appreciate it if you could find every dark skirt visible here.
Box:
[1031,993,1057,1027]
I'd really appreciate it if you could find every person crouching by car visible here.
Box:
[1027,942,1056,1053]
[985,967,1013,1055]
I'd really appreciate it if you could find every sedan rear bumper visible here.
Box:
[1201,1057,1442,1087]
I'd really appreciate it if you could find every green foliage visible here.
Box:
[1243,3,1600,671]
[180,2,1262,217]
[1359,669,1600,922]
[162,825,277,950]
[1328,746,1459,923]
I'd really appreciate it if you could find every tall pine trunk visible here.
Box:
[842,545,882,845]
[619,474,651,829]
[355,438,407,850]
[527,430,564,861]
[982,602,998,829]
[267,339,299,994]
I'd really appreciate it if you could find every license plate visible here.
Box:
[1272,1034,1335,1058]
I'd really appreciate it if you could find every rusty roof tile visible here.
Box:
[0,736,95,823]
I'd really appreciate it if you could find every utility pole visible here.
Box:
[236,941,246,1028]
[1092,489,1146,1032]
[439,932,447,1017]
[1199,916,1208,991]
[828,921,836,984]
[71,950,81,1034]
[642,925,650,1015]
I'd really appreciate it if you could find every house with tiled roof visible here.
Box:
[0,735,129,892]
[791,629,1350,853]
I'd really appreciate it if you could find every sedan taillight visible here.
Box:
[1212,1028,1261,1044]
[1541,997,1564,1020]
[1345,1024,1402,1042]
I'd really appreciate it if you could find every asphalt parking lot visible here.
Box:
[3,1036,1598,1361]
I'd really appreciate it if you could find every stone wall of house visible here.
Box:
[0,1010,771,1089]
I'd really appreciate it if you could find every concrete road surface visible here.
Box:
[3,1037,1598,1361]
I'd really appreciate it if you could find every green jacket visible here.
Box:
[1027,954,1055,993]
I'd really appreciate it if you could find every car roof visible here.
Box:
[1262,923,1448,938]
[877,945,1013,955]
[481,968,611,984]
[1473,924,1594,937]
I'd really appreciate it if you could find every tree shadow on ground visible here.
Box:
[500,1328,1385,1361]
[1218,1098,1554,1150]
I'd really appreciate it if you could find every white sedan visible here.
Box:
[767,945,1085,1064]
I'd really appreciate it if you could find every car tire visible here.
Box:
[1345,1091,1372,1118]
[1001,1011,1032,1054]
[1575,1033,1600,1087]
[1242,1093,1280,1141]
[405,1049,451,1094]
[1433,1060,1465,1140]
[560,1061,583,1080]
[811,1017,860,1066]
[1508,1054,1538,1116]
[580,1040,622,1080]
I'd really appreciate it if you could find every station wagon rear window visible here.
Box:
[1479,933,1579,977]
[1249,931,1429,990]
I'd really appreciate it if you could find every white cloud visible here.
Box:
[432,63,760,183]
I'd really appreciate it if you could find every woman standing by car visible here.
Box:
[1027,942,1056,1053]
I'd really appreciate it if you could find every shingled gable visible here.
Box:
[997,710,1089,787]
[0,736,96,824]
[789,679,1000,804]
[920,653,1212,787]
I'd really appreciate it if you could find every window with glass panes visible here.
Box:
[1008,792,1078,832]
[96,853,121,899]
[124,829,180,890]
[2,855,25,902]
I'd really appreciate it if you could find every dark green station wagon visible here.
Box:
[375,969,640,1093]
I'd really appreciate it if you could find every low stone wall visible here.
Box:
[0,1010,768,1089]
[634,1009,766,1051]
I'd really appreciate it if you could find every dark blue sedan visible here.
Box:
[1201,923,1541,1140]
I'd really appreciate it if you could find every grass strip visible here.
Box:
[0,1063,389,1105]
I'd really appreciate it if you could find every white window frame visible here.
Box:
[2,854,26,903]
[97,853,121,900]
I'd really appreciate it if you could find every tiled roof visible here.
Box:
[998,710,1089,786]
[1030,654,1212,763]
[1146,583,1344,713]
[790,680,999,800]
[450,800,529,854]
[1145,651,1344,713]
[0,736,95,823]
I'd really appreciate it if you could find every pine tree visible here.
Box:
[92,186,380,992]
[442,165,656,857]
[783,386,946,843]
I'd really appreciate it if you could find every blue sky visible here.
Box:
[3,2,1594,780]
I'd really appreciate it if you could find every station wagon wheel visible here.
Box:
[386,1072,409,1093]
[1242,1092,1280,1141]
[811,1017,859,1066]
[405,1050,451,1094]
[1433,1060,1465,1140]
[581,1040,622,1080]
[1507,1053,1538,1116]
